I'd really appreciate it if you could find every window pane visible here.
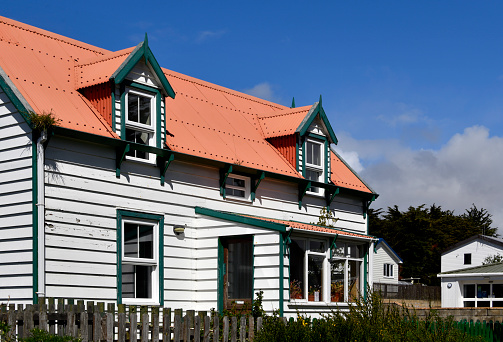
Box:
[227,239,253,299]
[124,223,138,258]
[348,260,361,302]
[128,94,139,122]
[478,284,490,298]
[348,244,362,258]
[464,253,471,264]
[226,177,245,187]
[139,96,151,125]
[493,284,503,298]
[464,301,475,307]
[122,264,135,298]
[308,255,323,301]
[306,141,321,166]
[121,264,153,299]
[478,301,490,307]
[306,170,321,193]
[310,240,325,253]
[464,284,475,298]
[227,188,245,198]
[331,260,345,302]
[493,301,503,307]
[139,225,153,259]
[136,265,153,299]
[331,243,345,258]
[290,239,305,299]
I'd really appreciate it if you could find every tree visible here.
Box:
[368,204,497,286]
[482,254,503,265]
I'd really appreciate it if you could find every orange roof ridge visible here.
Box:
[163,68,288,112]
[0,16,109,56]
[257,105,311,119]
[76,47,135,68]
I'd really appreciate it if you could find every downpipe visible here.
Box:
[36,130,47,299]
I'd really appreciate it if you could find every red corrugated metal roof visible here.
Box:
[257,106,311,138]
[330,151,372,193]
[0,15,375,194]
[242,214,373,239]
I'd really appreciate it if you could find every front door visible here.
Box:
[222,236,253,311]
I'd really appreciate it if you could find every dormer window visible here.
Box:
[125,88,155,161]
[305,139,324,193]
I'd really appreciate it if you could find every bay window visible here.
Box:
[289,237,366,303]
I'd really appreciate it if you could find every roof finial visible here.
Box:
[319,94,322,106]
[291,97,296,108]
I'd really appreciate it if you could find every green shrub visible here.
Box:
[21,329,80,342]
[254,292,485,342]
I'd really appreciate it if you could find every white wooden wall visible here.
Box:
[40,132,368,312]
[0,88,33,304]
[372,245,400,284]
[441,239,503,273]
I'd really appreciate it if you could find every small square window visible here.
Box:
[464,253,472,265]
[383,263,393,278]
[224,175,250,200]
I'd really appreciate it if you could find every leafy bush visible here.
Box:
[21,329,80,342]
[28,111,60,132]
[254,291,485,342]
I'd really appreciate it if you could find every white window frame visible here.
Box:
[121,217,159,305]
[305,138,325,195]
[225,174,251,201]
[383,263,394,278]
[330,242,365,303]
[125,88,156,162]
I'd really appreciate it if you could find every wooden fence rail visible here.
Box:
[0,299,263,342]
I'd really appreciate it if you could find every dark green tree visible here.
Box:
[368,204,497,286]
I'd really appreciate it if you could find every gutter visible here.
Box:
[36,131,47,299]
[438,272,503,278]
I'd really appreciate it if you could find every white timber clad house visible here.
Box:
[438,235,503,308]
[372,238,402,285]
[0,16,378,318]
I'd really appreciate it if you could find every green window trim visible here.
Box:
[116,209,164,305]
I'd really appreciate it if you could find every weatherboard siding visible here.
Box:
[0,88,33,304]
[40,133,367,311]
[373,245,399,284]
[441,239,503,273]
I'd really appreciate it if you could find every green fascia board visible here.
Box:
[0,65,34,126]
[296,101,338,145]
[52,127,376,199]
[195,207,287,233]
[110,39,175,99]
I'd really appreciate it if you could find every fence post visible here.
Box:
[163,308,171,342]
[223,316,229,342]
[39,302,48,332]
[130,306,137,342]
[203,315,210,342]
[48,298,55,336]
[231,316,237,342]
[140,306,149,342]
[239,316,246,342]
[23,304,34,338]
[7,304,16,341]
[213,314,219,342]
[67,301,76,337]
[57,299,64,337]
[248,315,254,342]
[173,311,181,342]
[256,317,263,332]
[93,305,101,342]
[152,306,159,342]
[194,315,201,342]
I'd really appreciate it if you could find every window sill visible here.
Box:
[224,195,252,204]
[126,155,157,165]
[287,300,349,307]
[122,299,160,306]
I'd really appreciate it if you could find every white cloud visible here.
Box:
[376,102,429,127]
[336,126,503,233]
[242,82,277,102]
[336,150,364,173]
[196,30,226,43]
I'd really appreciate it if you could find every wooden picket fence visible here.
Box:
[0,299,263,342]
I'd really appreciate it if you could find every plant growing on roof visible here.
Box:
[314,207,339,228]
[28,110,60,132]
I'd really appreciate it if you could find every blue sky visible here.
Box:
[5,1,503,230]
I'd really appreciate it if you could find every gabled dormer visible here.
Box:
[76,35,175,163]
[258,96,337,198]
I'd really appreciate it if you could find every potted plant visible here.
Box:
[331,282,344,302]
[308,285,321,301]
[290,279,303,299]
